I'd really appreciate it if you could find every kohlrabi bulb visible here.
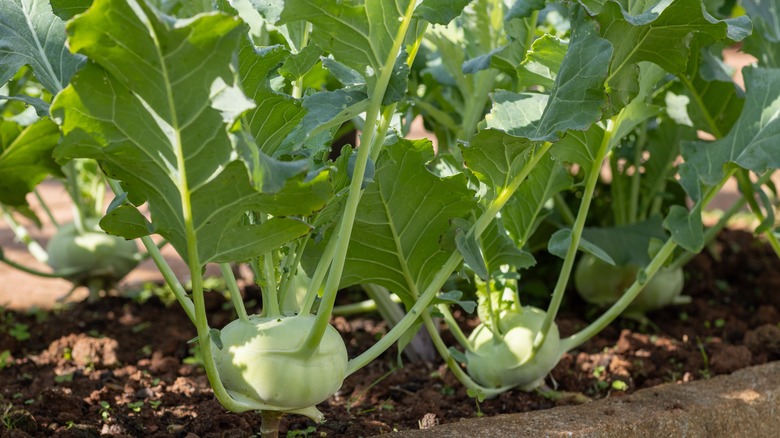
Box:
[574,254,686,314]
[46,220,139,286]
[213,315,348,421]
[466,306,561,391]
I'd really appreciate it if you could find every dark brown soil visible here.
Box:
[1,229,779,437]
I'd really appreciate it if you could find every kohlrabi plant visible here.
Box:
[391,0,779,400]
[0,0,142,301]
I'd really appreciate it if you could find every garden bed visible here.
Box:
[0,228,779,437]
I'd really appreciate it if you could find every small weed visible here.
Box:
[611,380,628,391]
[131,322,151,333]
[466,388,486,417]
[54,373,74,384]
[127,401,144,413]
[714,318,726,329]
[286,426,317,438]
[714,279,730,292]
[148,400,162,410]
[99,401,112,422]
[696,337,711,379]
[8,324,29,341]
[1,403,15,430]
[0,350,12,368]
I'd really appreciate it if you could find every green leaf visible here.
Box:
[663,204,703,252]
[581,217,668,266]
[50,0,93,20]
[321,57,366,87]
[0,118,61,207]
[99,204,152,239]
[673,44,745,136]
[681,67,780,186]
[0,95,50,117]
[306,139,476,304]
[280,0,419,96]
[517,35,568,89]
[52,0,330,266]
[284,87,369,151]
[548,228,615,265]
[480,219,536,274]
[591,0,752,110]
[506,0,547,20]
[433,290,477,314]
[551,123,605,176]
[0,0,85,93]
[279,44,324,80]
[486,16,611,141]
[487,91,548,136]
[209,217,312,263]
[237,41,306,157]
[453,218,489,281]
[460,129,537,192]
[414,0,471,25]
[502,154,572,246]
[743,0,780,67]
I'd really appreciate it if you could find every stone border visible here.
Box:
[390,361,780,437]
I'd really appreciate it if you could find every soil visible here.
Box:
[0,229,779,437]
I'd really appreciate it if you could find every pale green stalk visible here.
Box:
[437,304,473,352]
[0,206,48,264]
[628,124,647,223]
[532,118,617,353]
[302,0,420,352]
[0,250,64,278]
[259,215,281,317]
[33,189,60,228]
[220,263,248,322]
[298,233,338,315]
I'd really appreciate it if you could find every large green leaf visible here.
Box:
[670,67,780,252]
[671,43,745,137]
[517,35,568,89]
[681,67,780,186]
[279,0,418,97]
[742,0,780,67]
[306,139,476,304]
[237,41,306,157]
[414,0,472,25]
[551,123,604,176]
[51,0,330,266]
[502,154,572,246]
[486,16,611,141]
[481,219,536,275]
[0,118,61,206]
[0,0,84,93]
[588,0,751,110]
[460,129,536,193]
